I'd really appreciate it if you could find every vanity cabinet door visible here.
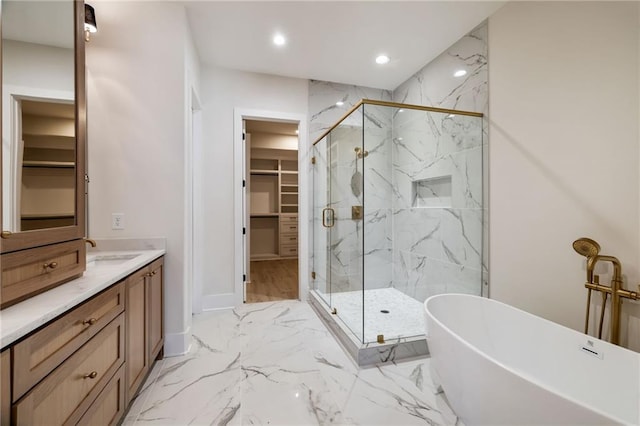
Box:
[125,268,148,404]
[147,258,164,363]
[1,350,10,426]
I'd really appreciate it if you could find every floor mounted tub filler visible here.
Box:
[424,294,639,425]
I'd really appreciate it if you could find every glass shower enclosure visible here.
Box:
[312,99,484,353]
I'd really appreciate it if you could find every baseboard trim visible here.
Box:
[202,293,235,311]
[164,326,192,357]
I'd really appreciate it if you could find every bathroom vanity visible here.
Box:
[0,249,165,425]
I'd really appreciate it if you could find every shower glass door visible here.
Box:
[312,106,365,343]
[330,115,364,343]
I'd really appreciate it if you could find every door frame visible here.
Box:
[233,108,308,306]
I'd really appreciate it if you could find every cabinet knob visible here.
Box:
[0,230,11,239]
[145,272,153,277]
[83,371,98,379]
[82,318,97,326]
[43,262,58,270]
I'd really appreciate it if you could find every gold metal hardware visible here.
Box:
[354,147,369,159]
[313,99,484,146]
[145,272,153,277]
[377,334,385,344]
[331,308,337,315]
[573,237,639,346]
[84,238,97,248]
[352,205,363,220]
[1,230,11,239]
[311,271,316,280]
[43,262,58,270]
[83,371,98,379]
[322,207,335,228]
[311,156,316,164]
[82,318,97,326]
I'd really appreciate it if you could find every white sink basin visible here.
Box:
[88,254,140,267]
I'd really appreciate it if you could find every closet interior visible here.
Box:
[245,120,299,302]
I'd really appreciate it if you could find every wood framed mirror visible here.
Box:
[1,0,86,254]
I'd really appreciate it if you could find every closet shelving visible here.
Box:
[249,152,298,260]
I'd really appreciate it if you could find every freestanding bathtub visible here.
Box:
[424,294,639,425]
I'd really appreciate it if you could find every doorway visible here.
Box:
[244,119,299,303]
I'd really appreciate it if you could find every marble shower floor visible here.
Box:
[327,288,426,343]
[123,300,459,425]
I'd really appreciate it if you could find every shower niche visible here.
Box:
[310,100,484,365]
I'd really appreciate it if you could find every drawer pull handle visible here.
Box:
[82,318,97,326]
[83,371,98,379]
[43,262,58,269]
[145,272,153,277]
[1,230,11,238]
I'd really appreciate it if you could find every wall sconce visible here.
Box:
[84,4,97,42]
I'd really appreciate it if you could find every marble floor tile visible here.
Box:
[123,300,458,425]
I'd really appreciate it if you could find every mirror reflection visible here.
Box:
[2,0,76,232]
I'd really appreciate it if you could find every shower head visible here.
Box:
[572,237,601,258]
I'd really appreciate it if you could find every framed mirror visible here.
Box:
[1,0,86,253]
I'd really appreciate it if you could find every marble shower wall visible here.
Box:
[391,23,488,301]
[308,21,488,306]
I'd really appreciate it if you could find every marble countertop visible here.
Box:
[0,248,165,350]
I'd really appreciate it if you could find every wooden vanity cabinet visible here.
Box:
[125,257,164,404]
[3,255,164,426]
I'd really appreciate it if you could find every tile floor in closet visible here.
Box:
[123,300,459,425]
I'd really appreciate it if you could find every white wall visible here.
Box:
[489,2,640,350]
[198,66,308,308]
[86,1,193,355]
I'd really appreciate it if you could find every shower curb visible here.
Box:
[308,291,429,366]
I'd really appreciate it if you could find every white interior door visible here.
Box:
[242,122,251,302]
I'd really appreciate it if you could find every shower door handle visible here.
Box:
[322,207,335,228]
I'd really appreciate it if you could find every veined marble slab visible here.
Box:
[123,300,459,425]
[0,247,165,349]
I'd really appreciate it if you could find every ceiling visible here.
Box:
[184,1,505,90]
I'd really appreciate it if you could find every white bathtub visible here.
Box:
[424,294,640,425]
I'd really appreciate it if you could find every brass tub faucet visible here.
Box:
[573,237,639,345]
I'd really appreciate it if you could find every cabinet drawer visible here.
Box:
[279,244,298,257]
[280,222,298,233]
[1,240,86,309]
[77,364,125,426]
[13,282,125,401]
[280,233,297,245]
[280,214,298,224]
[13,314,125,426]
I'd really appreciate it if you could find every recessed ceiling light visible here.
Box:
[375,55,390,65]
[295,129,299,135]
[398,109,404,113]
[273,34,286,46]
[336,101,344,106]
[447,114,455,118]
[453,69,467,77]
